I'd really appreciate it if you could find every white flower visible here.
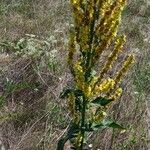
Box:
[89,144,93,148]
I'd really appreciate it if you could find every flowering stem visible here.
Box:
[57,1,134,149]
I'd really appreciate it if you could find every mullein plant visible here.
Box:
[57,0,134,149]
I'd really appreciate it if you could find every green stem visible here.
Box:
[86,0,97,69]
[84,0,97,83]
[80,96,87,150]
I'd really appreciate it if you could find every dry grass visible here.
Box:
[0,0,149,150]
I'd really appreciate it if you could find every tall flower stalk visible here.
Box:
[57,0,134,149]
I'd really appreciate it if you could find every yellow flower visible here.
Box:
[109,88,123,100]
[68,92,80,123]
[78,26,89,51]
[70,0,80,6]
[94,0,126,61]
[90,76,99,89]
[68,32,76,64]
[94,111,107,123]
[95,78,115,95]
[74,132,83,148]
[114,54,135,86]
[94,20,120,60]
[68,93,75,115]
[84,84,92,98]
[72,0,77,4]
[99,35,126,78]
[74,60,85,90]
[97,0,125,34]
[99,0,112,17]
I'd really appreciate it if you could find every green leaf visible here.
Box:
[0,96,5,108]
[67,123,80,138]
[91,97,113,106]
[75,97,82,111]
[57,137,69,150]
[90,70,97,77]
[57,123,79,150]
[108,122,124,129]
[59,89,73,99]
[84,122,94,131]
[74,90,83,97]
[94,118,124,130]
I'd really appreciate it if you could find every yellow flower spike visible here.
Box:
[94,14,122,60]
[95,78,115,95]
[70,0,79,5]
[71,0,85,28]
[68,92,76,117]
[68,92,80,123]
[114,54,135,86]
[96,0,126,39]
[68,32,76,64]
[109,78,115,89]
[87,86,92,97]
[97,11,121,38]
[99,0,112,17]
[96,0,119,31]
[90,76,99,89]
[73,10,84,27]
[74,60,85,90]
[84,84,92,98]
[101,79,115,92]
[109,88,123,100]
[104,18,119,42]
[99,35,126,78]
[57,0,134,149]
[87,0,95,20]
[78,26,89,51]
[74,61,83,73]
[74,132,83,148]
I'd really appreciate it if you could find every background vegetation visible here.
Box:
[0,0,149,149]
